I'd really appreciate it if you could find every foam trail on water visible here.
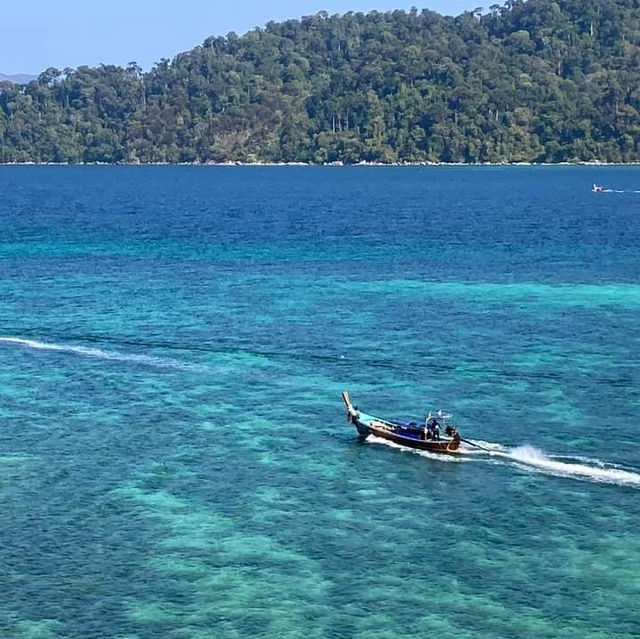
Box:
[365,435,466,462]
[502,445,640,488]
[365,434,639,488]
[0,337,207,372]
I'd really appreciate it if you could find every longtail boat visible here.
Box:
[342,391,462,454]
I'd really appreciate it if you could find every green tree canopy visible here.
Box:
[1,0,638,164]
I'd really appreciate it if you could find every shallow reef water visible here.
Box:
[0,165,639,638]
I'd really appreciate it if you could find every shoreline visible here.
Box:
[1,160,639,167]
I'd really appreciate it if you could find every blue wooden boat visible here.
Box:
[342,391,462,454]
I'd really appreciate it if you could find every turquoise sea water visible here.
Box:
[0,166,639,639]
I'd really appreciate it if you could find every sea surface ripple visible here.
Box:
[0,166,639,639]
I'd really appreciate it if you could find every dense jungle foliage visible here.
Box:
[1,0,639,164]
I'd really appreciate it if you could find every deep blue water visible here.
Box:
[0,166,639,639]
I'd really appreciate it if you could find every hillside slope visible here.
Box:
[1,0,638,164]
[0,74,36,85]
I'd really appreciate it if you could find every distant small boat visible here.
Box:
[592,183,607,193]
[342,391,462,454]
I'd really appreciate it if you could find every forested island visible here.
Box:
[1,0,638,165]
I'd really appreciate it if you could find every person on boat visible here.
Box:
[426,416,440,440]
[445,424,460,443]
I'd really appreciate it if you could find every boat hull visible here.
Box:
[341,391,462,454]
[352,417,461,454]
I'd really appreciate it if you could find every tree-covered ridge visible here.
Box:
[1,0,639,164]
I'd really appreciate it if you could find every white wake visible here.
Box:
[365,435,640,488]
[597,189,640,194]
[0,336,206,372]
[502,445,640,488]
[365,435,467,462]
